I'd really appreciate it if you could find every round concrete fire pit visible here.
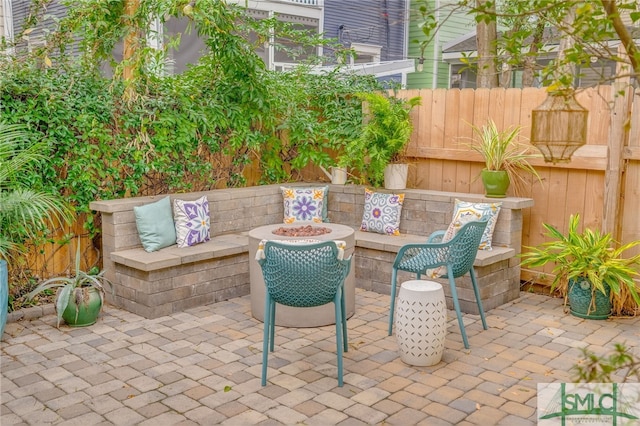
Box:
[270,224,333,237]
[249,223,355,327]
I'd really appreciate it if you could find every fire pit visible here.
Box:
[248,223,355,327]
[271,225,332,237]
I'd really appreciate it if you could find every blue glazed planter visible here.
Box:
[568,278,611,320]
[1,260,8,340]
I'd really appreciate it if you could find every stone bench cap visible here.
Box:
[328,186,533,209]
[354,230,515,268]
[111,233,249,272]
[90,185,534,214]
[89,183,315,214]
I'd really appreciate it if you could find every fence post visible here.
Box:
[603,46,633,239]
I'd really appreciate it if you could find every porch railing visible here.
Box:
[280,0,322,6]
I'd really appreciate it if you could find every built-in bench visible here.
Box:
[90,184,533,319]
[328,186,532,314]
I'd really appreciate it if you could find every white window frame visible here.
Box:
[2,0,14,54]
[349,42,382,65]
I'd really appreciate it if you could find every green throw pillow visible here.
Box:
[134,196,177,252]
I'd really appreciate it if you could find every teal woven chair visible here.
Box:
[388,220,489,349]
[257,240,352,387]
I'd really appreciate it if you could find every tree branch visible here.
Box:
[600,0,640,78]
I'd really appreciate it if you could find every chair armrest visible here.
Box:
[427,230,446,244]
[341,255,352,278]
[393,242,449,271]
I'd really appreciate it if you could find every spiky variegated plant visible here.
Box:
[467,119,542,195]
[0,122,72,260]
[27,242,111,327]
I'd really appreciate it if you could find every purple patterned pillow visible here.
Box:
[280,186,327,224]
[173,196,211,248]
[360,188,405,235]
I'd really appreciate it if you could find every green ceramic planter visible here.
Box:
[568,278,611,320]
[60,287,103,327]
[481,169,510,198]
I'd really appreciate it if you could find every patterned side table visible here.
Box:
[395,280,447,366]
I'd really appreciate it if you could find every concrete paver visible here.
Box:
[2,290,640,425]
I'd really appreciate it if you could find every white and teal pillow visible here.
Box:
[449,199,502,250]
[173,195,211,248]
[359,188,405,236]
[426,199,501,278]
[133,196,177,252]
[281,186,328,224]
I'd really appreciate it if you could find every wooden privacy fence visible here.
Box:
[18,85,640,288]
[15,215,99,283]
[396,85,640,283]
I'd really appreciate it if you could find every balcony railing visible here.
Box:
[281,0,322,6]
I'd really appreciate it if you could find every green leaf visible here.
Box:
[55,284,74,328]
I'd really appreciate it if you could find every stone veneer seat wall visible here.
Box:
[327,185,533,314]
[90,186,281,318]
[90,184,533,319]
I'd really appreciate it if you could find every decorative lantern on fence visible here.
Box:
[530,91,589,163]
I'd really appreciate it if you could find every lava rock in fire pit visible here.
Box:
[272,225,332,237]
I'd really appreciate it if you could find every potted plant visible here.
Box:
[27,243,112,328]
[520,214,640,319]
[467,119,541,197]
[339,92,421,189]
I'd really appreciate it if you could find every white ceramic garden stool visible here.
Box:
[395,280,447,366]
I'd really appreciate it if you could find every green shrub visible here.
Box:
[0,0,388,303]
[573,343,640,383]
[0,1,387,236]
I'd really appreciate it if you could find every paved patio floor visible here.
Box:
[2,289,639,425]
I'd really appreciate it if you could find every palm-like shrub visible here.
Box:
[0,122,72,260]
[520,214,640,316]
[339,92,421,187]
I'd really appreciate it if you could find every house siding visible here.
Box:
[8,1,409,81]
[323,0,407,83]
[9,1,30,48]
[9,0,75,55]
[406,0,474,89]
[9,1,321,73]
[12,1,51,48]
[324,0,406,62]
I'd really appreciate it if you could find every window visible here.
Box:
[349,42,381,65]
[350,43,382,65]
[450,64,476,89]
